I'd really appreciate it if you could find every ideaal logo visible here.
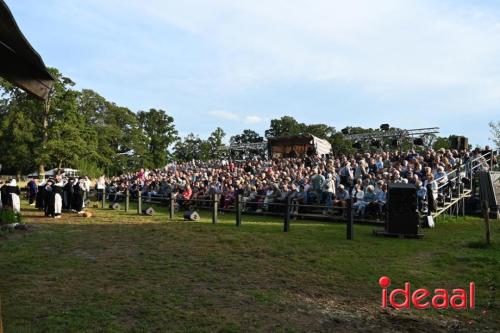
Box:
[379,276,475,310]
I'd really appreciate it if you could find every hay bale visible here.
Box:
[78,211,93,218]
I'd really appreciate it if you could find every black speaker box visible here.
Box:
[386,183,419,235]
[450,136,468,150]
[458,136,468,150]
[142,207,155,216]
[184,210,200,221]
[109,202,120,210]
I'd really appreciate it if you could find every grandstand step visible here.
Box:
[490,171,500,219]
[432,190,471,219]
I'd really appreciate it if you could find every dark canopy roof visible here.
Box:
[0,0,54,100]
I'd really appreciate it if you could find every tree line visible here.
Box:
[1,67,486,178]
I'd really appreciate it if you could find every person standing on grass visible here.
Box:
[72,178,85,214]
[27,178,38,206]
[83,176,91,207]
[6,179,21,213]
[44,179,55,217]
[35,179,46,210]
[321,173,335,214]
[311,168,325,204]
[96,175,106,201]
[63,178,74,210]
[53,177,64,219]
[0,179,4,210]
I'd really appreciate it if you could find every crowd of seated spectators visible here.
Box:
[101,146,496,219]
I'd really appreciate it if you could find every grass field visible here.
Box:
[0,202,499,332]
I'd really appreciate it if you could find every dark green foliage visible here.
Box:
[137,108,178,168]
[433,136,452,150]
[265,116,305,138]
[0,69,178,176]
[174,133,208,162]
[174,128,227,162]
[0,209,22,225]
[230,129,264,145]
[264,116,336,141]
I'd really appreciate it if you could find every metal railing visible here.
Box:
[431,149,498,218]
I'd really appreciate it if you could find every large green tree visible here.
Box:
[0,70,97,177]
[230,129,264,145]
[0,79,40,177]
[174,133,205,162]
[77,90,149,174]
[265,116,306,138]
[207,127,226,159]
[0,101,37,176]
[41,69,98,172]
[304,124,335,140]
[137,109,178,168]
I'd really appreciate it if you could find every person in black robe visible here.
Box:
[54,180,64,218]
[6,179,21,213]
[44,179,55,217]
[0,180,7,209]
[63,178,74,211]
[72,178,84,213]
[27,178,38,205]
[426,183,436,212]
[35,180,46,210]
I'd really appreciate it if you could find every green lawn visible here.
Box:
[0,202,499,332]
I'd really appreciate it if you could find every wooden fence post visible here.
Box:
[347,197,354,240]
[235,193,242,227]
[169,194,175,220]
[125,189,130,213]
[283,195,291,232]
[482,200,491,245]
[137,190,142,215]
[212,193,218,224]
[101,189,106,208]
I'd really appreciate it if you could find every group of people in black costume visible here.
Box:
[32,176,87,218]
[0,179,21,213]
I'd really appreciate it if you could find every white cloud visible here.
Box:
[208,110,264,124]
[46,1,500,110]
[244,115,263,124]
[208,110,239,120]
[93,0,500,109]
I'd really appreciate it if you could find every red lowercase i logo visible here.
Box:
[379,276,475,310]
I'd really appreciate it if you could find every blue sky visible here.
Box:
[7,0,500,145]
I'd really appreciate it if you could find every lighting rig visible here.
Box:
[343,124,440,150]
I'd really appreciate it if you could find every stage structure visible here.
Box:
[344,126,440,150]
[228,134,333,159]
[0,0,54,99]
[267,134,332,158]
[227,142,268,160]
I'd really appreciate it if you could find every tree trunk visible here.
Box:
[58,159,63,171]
[482,200,491,245]
[39,94,51,180]
[16,170,21,182]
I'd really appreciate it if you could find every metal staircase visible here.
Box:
[432,150,497,219]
